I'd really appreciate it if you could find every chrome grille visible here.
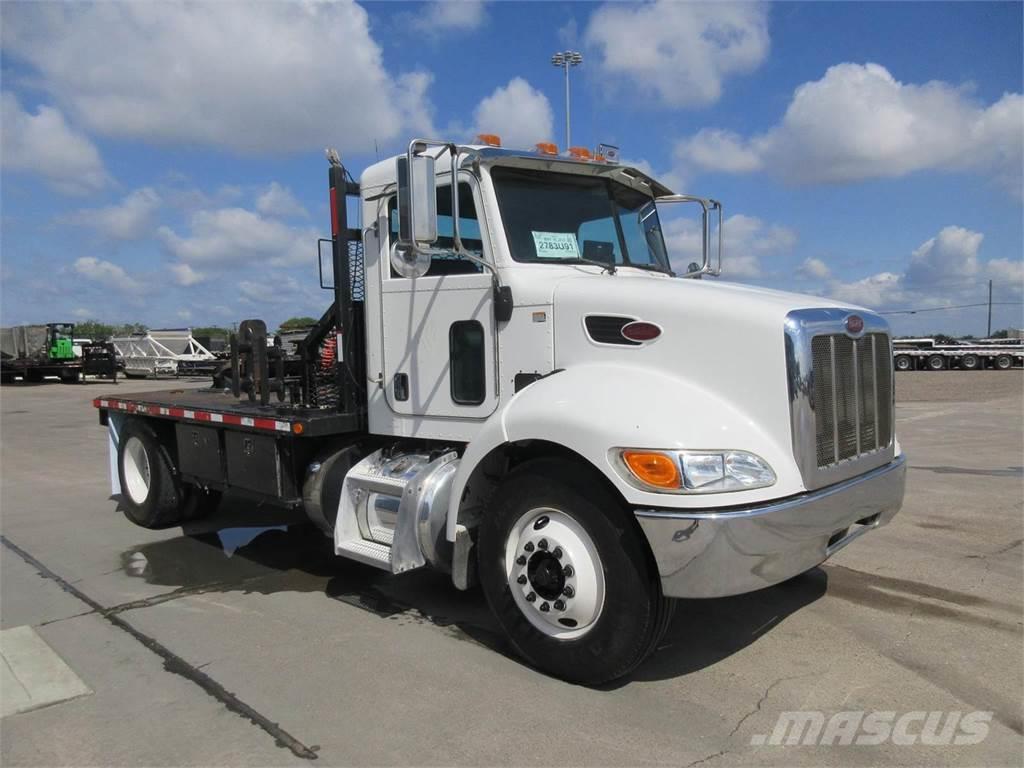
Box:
[811,332,892,468]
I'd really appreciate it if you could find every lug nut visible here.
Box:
[563,585,575,598]
[516,555,527,566]
[540,602,550,612]
[553,547,563,559]
[538,539,548,550]
[563,565,574,577]
[554,599,565,611]
[517,574,527,585]
[524,542,534,552]
[526,592,536,602]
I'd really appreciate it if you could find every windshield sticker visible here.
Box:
[532,231,580,260]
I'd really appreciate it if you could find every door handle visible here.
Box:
[393,373,409,401]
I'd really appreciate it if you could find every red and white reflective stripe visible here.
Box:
[93,398,296,434]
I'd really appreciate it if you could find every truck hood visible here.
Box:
[550,272,876,470]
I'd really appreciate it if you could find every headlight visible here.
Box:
[615,449,775,493]
[681,451,775,492]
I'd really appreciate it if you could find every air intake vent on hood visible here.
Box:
[585,315,640,346]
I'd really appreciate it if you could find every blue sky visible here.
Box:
[1,1,1021,336]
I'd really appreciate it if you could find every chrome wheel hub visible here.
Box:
[504,508,605,640]
[123,436,152,505]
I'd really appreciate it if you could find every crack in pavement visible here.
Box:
[1,534,320,760]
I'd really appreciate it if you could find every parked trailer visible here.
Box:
[893,338,1024,371]
[94,140,906,684]
[1,323,117,383]
[111,329,218,377]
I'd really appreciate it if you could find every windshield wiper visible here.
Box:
[543,257,616,274]
[621,262,674,276]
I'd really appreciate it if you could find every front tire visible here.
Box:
[477,459,673,685]
[117,420,184,528]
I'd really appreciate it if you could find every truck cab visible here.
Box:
[96,138,905,684]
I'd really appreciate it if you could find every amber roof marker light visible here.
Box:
[551,50,583,149]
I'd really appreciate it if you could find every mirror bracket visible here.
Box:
[655,194,723,279]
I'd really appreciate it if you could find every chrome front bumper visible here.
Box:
[635,455,906,598]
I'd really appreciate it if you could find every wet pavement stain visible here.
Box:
[823,564,1022,633]
[117,521,511,658]
[913,521,959,531]
[911,465,1024,478]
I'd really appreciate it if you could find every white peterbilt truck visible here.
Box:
[94,138,906,684]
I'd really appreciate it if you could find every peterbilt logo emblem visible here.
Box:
[845,314,864,334]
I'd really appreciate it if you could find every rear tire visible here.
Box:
[117,419,185,528]
[959,354,980,370]
[181,486,223,520]
[477,458,673,685]
[995,354,1013,370]
[894,355,913,371]
[59,369,80,383]
[926,355,946,371]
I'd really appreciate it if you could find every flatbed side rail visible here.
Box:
[92,396,360,438]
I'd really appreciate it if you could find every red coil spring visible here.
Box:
[320,335,337,371]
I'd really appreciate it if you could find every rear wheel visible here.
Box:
[894,355,913,371]
[926,355,946,371]
[959,354,980,370]
[995,354,1013,370]
[117,420,184,528]
[477,459,673,685]
[181,486,223,520]
[59,369,80,383]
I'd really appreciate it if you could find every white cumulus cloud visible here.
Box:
[677,63,1024,193]
[825,225,1021,313]
[0,92,110,194]
[472,78,555,149]
[412,0,487,34]
[1,1,434,153]
[73,257,142,293]
[169,263,206,287]
[158,208,318,269]
[256,183,308,219]
[663,213,796,277]
[584,1,769,108]
[798,257,831,280]
[66,188,162,240]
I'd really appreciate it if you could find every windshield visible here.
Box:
[491,167,671,273]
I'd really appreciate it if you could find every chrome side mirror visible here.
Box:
[655,195,723,278]
[396,152,437,247]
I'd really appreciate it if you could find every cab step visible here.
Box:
[333,447,459,574]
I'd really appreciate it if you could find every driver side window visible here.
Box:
[388,182,483,277]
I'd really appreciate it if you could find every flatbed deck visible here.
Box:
[93,387,360,437]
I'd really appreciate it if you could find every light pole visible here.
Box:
[551,50,583,149]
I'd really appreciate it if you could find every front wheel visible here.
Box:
[477,459,673,685]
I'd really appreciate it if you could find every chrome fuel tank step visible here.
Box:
[334,447,458,574]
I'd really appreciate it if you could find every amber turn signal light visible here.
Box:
[622,450,681,489]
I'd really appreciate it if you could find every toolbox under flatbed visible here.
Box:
[93,387,360,437]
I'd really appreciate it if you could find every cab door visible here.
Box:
[380,175,498,419]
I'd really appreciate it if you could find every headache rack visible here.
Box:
[223,157,366,429]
